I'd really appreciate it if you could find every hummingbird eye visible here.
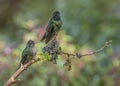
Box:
[54,15,60,20]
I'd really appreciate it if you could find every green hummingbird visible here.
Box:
[41,11,63,44]
[18,40,37,69]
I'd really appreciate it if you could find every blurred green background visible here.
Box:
[0,0,120,86]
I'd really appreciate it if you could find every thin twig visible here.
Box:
[61,40,112,58]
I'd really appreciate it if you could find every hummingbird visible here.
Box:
[17,40,37,69]
[41,11,63,44]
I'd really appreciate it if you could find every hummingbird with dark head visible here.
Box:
[41,11,63,44]
[17,40,37,69]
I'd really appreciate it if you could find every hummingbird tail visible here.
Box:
[45,34,54,44]
[41,34,46,42]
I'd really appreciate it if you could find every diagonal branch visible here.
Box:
[4,58,40,86]
[4,40,112,86]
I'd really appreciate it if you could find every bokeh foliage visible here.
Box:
[0,0,120,86]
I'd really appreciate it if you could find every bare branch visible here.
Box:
[4,58,40,86]
[61,40,112,58]
[4,40,112,86]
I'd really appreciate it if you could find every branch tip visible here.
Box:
[105,40,112,47]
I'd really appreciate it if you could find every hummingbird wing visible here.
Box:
[20,47,28,65]
[17,48,28,69]
[45,20,63,44]
[41,22,54,44]
[45,25,55,44]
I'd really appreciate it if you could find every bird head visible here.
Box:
[52,11,61,21]
[27,40,35,48]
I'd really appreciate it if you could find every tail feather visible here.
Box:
[41,32,55,44]
[41,34,46,42]
[45,33,54,44]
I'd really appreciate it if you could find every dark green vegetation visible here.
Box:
[0,0,120,86]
